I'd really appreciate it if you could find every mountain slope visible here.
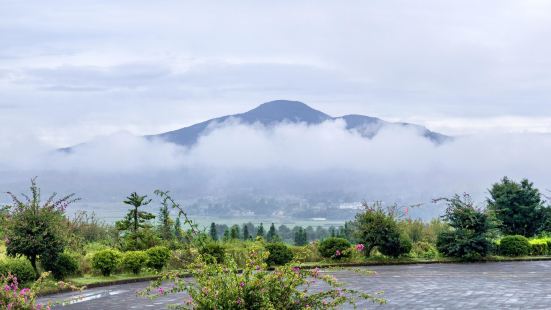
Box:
[149,100,450,145]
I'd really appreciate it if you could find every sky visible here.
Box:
[2,0,551,148]
[1,1,551,218]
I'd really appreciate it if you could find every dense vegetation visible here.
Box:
[2,176,551,308]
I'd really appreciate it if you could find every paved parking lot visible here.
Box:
[40,261,551,309]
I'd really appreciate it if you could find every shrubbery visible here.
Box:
[92,249,121,276]
[0,258,36,284]
[318,237,351,259]
[41,252,80,280]
[530,241,548,256]
[146,246,170,271]
[411,241,438,259]
[499,235,531,257]
[265,242,294,265]
[122,251,148,274]
[199,242,226,264]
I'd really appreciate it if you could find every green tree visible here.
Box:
[116,192,157,250]
[174,216,183,242]
[266,223,279,242]
[488,177,545,236]
[230,224,240,240]
[256,223,265,238]
[157,199,174,241]
[354,202,412,258]
[223,228,230,242]
[294,227,308,246]
[3,178,78,276]
[209,222,218,241]
[436,194,494,260]
[243,224,250,240]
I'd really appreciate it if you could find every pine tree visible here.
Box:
[230,224,240,240]
[174,216,183,242]
[223,228,230,242]
[209,222,218,241]
[294,227,308,246]
[266,223,279,242]
[158,200,174,241]
[115,192,156,250]
[243,224,250,240]
[256,223,265,238]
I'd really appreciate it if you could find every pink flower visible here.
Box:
[355,244,365,251]
[335,250,341,256]
[239,281,245,287]
[292,267,300,273]
[157,287,164,295]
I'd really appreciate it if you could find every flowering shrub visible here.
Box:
[141,244,385,309]
[318,237,351,260]
[0,273,51,310]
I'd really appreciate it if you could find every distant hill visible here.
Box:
[148,100,450,145]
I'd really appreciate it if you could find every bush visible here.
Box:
[318,237,351,259]
[379,234,412,258]
[530,241,548,256]
[41,252,80,280]
[122,251,148,275]
[290,243,321,263]
[499,235,531,257]
[146,246,170,271]
[199,242,225,264]
[411,241,438,259]
[265,242,294,266]
[0,258,36,284]
[92,249,121,276]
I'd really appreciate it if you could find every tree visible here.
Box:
[116,192,157,250]
[294,227,308,246]
[174,217,183,242]
[223,228,230,242]
[487,177,545,236]
[278,225,292,241]
[158,199,174,241]
[230,224,240,240]
[436,194,494,260]
[256,223,265,238]
[3,178,78,276]
[266,223,279,242]
[209,222,218,241]
[242,224,250,240]
[354,202,412,258]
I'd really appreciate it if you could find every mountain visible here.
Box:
[148,100,450,145]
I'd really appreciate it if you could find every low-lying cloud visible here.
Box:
[1,120,550,210]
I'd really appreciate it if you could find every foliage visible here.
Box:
[243,225,250,240]
[318,237,351,260]
[499,235,531,257]
[410,241,438,259]
[0,258,36,284]
[230,225,241,240]
[209,223,218,241]
[529,240,548,256]
[3,178,78,276]
[122,251,149,275]
[146,246,171,271]
[289,243,321,263]
[41,252,79,280]
[436,194,494,260]
[256,223,265,238]
[67,211,110,245]
[294,227,308,246]
[92,249,121,276]
[198,242,225,264]
[116,192,156,251]
[353,202,412,258]
[141,245,384,309]
[157,199,174,242]
[0,272,54,310]
[488,177,545,237]
[266,223,279,242]
[264,242,293,266]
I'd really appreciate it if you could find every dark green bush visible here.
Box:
[499,235,531,257]
[146,246,171,271]
[92,249,121,276]
[199,242,225,264]
[0,258,36,284]
[41,252,80,280]
[379,234,412,258]
[265,242,294,266]
[530,242,548,256]
[318,237,351,259]
[121,251,148,275]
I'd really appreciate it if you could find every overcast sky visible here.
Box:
[2,0,551,148]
